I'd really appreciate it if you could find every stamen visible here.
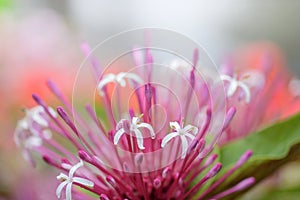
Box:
[193,48,199,68]
[198,150,253,199]
[57,107,78,135]
[211,177,255,199]
[162,167,171,179]
[15,46,258,200]
[100,194,110,200]
[81,42,102,78]
[135,153,144,165]
[43,155,61,169]
[78,150,92,163]
[223,107,236,130]
[183,163,222,199]
[206,163,222,178]
[153,177,162,189]
[236,150,253,167]
[106,176,116,187]
[144,83,153,122]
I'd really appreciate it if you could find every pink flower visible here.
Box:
[219,43,300,143]
[15,46,254,199]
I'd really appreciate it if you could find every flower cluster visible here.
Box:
[218,44,300,144]
[14,47,255,199]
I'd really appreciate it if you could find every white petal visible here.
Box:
[73,177,94,187]
[238,82,251,103]
[29,106,43,115]
[185,133,195,141]
[243,70,265,88]
[18,119,29,130]
[119,79,127,87]
[183,125,198,135]
[220,74,233,82]
[180,135,188,159]
[138,123,155,139]
[66,182,72,200]
[32,113,48,127]
[134,129,145,150]
[169,121,181,131]
[56,181,68,198]
[132,117,140,125]
[116,73,127,87]
[14,127,23,146]
[24,136,42,148]
[116,72,126,80]
[69,160,83,178]
[61,163,72,170]
[36,106,44,112]
[227,80,238,97]
[28,127,40,137]
[30,106,48,126]
[57,173,68,180]
[113,128,125,145]
[97,74,116,95]
[161,132,179,148]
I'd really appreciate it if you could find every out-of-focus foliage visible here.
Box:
[0,0,11,10]
[213,113,300,199]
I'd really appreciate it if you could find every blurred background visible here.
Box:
[0,0,300,199]
[10,0,300,71]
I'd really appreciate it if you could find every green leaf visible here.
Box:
[243,186,300,200]
[208,112,300,199]
[259,189,300,200]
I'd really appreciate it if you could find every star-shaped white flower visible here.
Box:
[114,116,155,150]
[97,72,143,96]
[221,74,251,103]
[161,121,198,159]
[56,160,94,200]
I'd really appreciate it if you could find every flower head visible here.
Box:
[14,106,56,165]
[15,44,254,199]
[219,43,300,144]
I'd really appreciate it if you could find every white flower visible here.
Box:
[14,106,56,160]
[14,106,55,142]
[221,74,251,103]
[22,106,53,128]
[161,121,198,159]
[56,160,94,200]
[114,116,155,150]
[97,72,143,96]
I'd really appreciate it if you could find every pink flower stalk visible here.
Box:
[15,47,254,199]
[218,43,300,143]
